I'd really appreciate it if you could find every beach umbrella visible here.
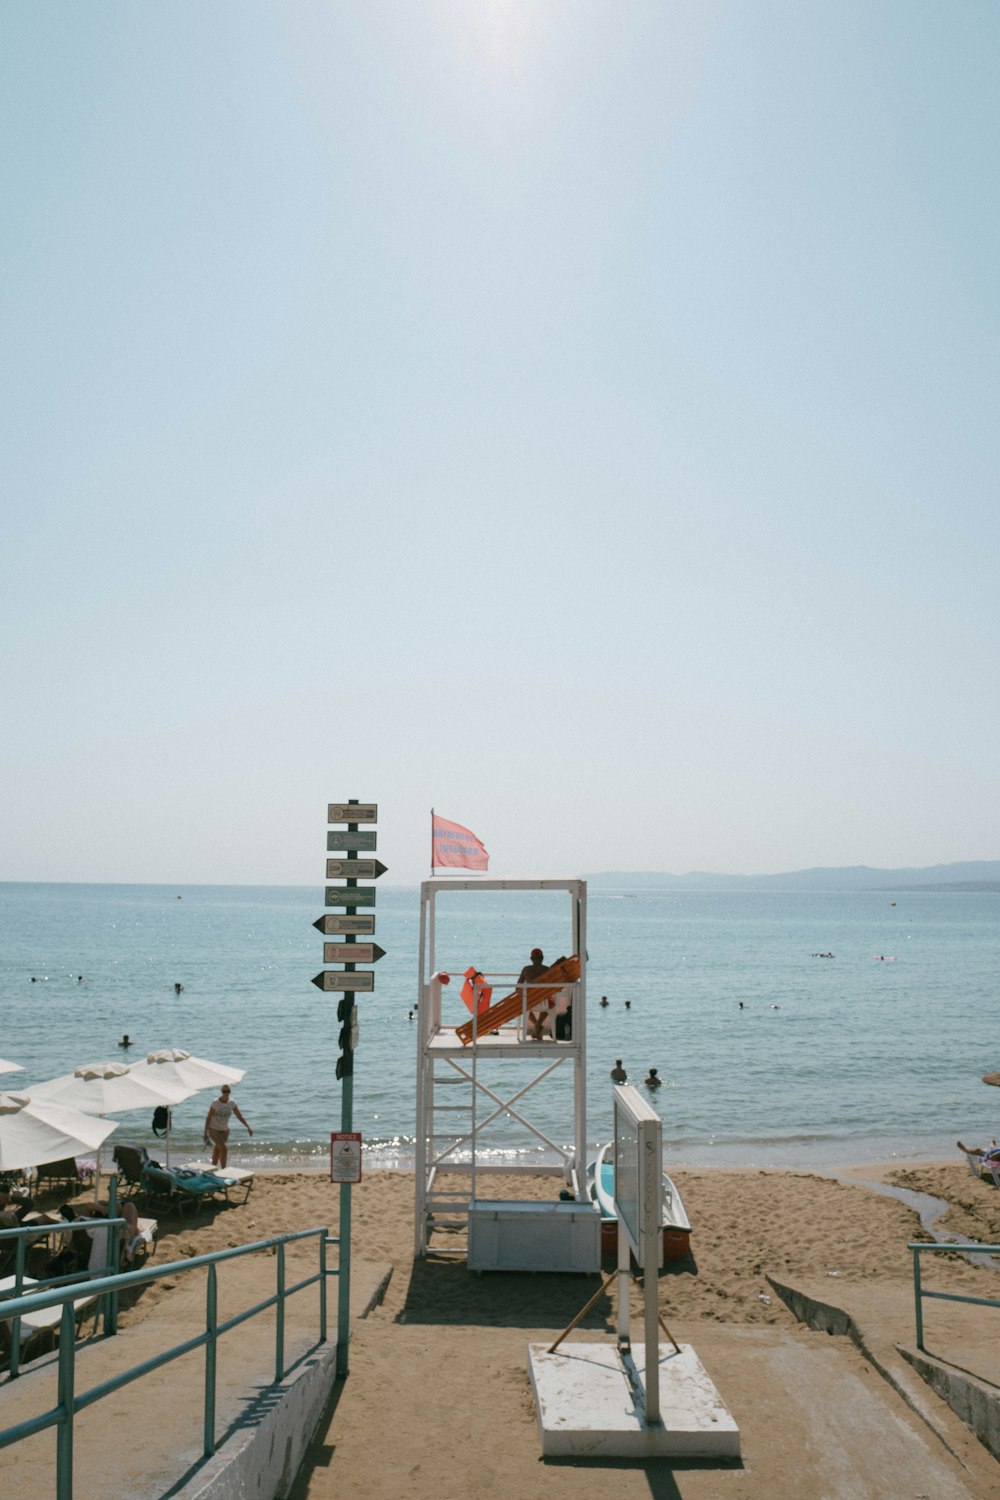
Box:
[133,1048,246,1166]
[24,1061,194,1185]
[0,1058,24,1076]
[0,1092,118,1173]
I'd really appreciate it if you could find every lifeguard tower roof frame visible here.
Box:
[414,877,592,1265]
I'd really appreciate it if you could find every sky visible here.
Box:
[2,2,998,887]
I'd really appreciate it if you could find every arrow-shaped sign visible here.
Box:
[323,942,386,965]
[313,914,376,936]
[325,887,377,908]
[326,831,378,853]
[328,802,377,823]
[325,859,387,880]
[312,971,375,992]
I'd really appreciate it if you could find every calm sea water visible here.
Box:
[0,881,996,1171]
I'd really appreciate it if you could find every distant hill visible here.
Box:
[585,861,1000,892]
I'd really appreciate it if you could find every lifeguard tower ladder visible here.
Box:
[414,877,598,1270]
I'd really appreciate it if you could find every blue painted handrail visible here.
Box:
[0,1222,338,1500]
[908,1240,1000,1351]
[1,1212,128,1379]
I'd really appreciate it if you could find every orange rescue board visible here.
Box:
[455,955,581,1046]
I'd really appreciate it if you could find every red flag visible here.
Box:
[432,813,489,871]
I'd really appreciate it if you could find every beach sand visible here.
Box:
[29,1160,1000,1497]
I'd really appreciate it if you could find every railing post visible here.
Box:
[276,1241,286,1383]
[105,1176,119,1336]
[913,1246,924,1352]
[319,1228,328,1345]
[9,1234,26,1379]
[204,1263,217,1458]
[56,1300,76,1500]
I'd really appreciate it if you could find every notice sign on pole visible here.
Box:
[330,1131,363,1183]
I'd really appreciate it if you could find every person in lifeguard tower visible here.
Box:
[518,947,550,1040]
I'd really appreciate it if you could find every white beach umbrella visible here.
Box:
[25,1061,194,1185]
[26,1060,192,1114]
[139,1048,246,1091]
[0,1058,24,1076]
[0,1092,118,1173]
[133,1048,247,1166]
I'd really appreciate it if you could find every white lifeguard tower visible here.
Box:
[413,876,600,1271]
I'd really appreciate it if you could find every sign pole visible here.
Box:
[336,802,359,1380]
[316,800,382,1381]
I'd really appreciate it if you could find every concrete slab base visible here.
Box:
[528,1341,740,1459]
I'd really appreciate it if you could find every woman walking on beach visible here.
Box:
[203,1084,252,1169]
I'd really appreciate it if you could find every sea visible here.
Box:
[0,881,996,1173]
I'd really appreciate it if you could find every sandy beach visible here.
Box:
[17,1158,1000,1497]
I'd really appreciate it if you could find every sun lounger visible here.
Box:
[112,1144,149,1197]
[0,1273,99,1360]
[964,1151,1000,1188]
[33,1157,84,1191]
[126,1216,158,1265]
[139,1165,234,1214]
[177,1162,254,1204]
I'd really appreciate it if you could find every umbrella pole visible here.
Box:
[166,1109,172,1169]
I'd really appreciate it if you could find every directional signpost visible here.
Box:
[325,886,377,907]
[313,913,376,937]
[326,859,387,880]
[312,970,375,993]
[326,830,378,853]
[316,799,385,1379]
[322,943,385,966]
[328,802,377,823]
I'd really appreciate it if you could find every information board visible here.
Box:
[330,1131,363,1183]
[612,1084,663,1271]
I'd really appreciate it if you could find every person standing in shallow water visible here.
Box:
[203,1084,252,1170]
[610,1059,627,1083]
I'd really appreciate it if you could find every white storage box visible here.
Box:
[467,1199,601,1272]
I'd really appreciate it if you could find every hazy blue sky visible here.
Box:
[2,2,998,886]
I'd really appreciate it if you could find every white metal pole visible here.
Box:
[414,883,429,1256]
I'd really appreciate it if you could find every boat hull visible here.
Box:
[587,1148,691,1262]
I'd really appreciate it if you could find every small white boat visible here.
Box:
[585,1142,691,1261]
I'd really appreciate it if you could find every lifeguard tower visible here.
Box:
[413,877,600,1271]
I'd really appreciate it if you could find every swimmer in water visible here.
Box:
[117,1034,132,1049]
[174,982,184,994]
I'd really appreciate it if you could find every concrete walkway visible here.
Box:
[290,1277,1000,1500]
[0,1247,390,1500]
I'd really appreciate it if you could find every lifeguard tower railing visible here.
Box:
[414,877,587,1257]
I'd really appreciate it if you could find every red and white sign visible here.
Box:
[330,1131,363,1183]
[431,814,489,871]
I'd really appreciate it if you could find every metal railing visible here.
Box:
[0,1222,337,1500]
[1,1213,127,1379]
[909,1240,1000,1351]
